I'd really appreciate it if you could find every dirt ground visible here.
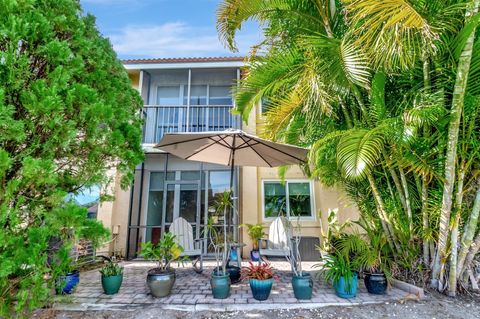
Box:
[33,291,480,319]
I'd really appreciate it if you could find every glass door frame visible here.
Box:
[161,180,202,240]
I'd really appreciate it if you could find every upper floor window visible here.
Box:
[209,86,232,105]
[262,180,314,219]
[157,86,181,106]
[185,85,207,106]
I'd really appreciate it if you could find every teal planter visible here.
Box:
[249,278,273,301]
[101,274,123,295]
[292,272,313,300]
[334,273,358,299]
[211,272,231,299]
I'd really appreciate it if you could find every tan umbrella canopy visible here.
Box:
[156,129,309,245]
[155,129,308,170]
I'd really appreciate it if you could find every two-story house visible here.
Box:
[96,57,359,260]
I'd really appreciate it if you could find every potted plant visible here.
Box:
[241,262,276,301]
[56,268,80,295]
[139,232,184,298]
[99,261,124,295]
[348,224,392,295]
[239,223,266,261]
[320,252,358,299]
[285,219,313,300]
[204,215,231,299]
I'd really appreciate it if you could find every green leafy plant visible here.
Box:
[318,252,357,292]
[209,190,234,275]
[99,262,124,277]
[239,223,266,250]
[139,233,185,272]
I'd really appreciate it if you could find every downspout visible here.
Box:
[134,162,145,257]
[125,171,135,260]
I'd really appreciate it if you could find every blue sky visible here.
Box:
[80,0,262,59]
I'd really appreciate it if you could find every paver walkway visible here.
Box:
[63,261,412,311]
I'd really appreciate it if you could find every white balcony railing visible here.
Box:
[142,105,240,144]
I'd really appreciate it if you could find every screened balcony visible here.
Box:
[142,104,240,144]
[140,68,241,144]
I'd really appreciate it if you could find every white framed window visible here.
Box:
[262,180,315,220]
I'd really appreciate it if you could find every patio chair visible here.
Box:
[169,217,205,273]
[258,216,295,269]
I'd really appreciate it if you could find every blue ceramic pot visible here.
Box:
[250,250,260,262]
[364,273,387,295]
[334,273,358,299]
[56,270,80,295]
[292,272,313,300]
[211,272,231,299]
[249,278,273,301]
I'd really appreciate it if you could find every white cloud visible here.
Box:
[107,22,261,58]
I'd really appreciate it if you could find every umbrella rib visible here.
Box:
[238,135,273,167]
[252,138,306,163]
[157,135,216,148]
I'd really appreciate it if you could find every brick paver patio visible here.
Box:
[64,261,413,310]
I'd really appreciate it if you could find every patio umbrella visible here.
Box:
[155,129,308,187]
[155,129,308,265]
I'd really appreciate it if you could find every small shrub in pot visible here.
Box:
[139,233,185,298]
[100,262,123,295]
[241,262,277,301]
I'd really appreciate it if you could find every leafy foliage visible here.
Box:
[241,261,277,280]
[239,223,266,250]
[99,262,124,277]
[139,233,185,272]
[0,0,143,316]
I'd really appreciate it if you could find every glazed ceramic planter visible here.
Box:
[146,268,175,298]
[292,272,313,300]
[211,271,231,299]
[250,250,260,262]
[364,272,387,295]
[226,265,241,283]
[249,278,273,301]
[56,270,80,295]
[101,274,123,295]
[333,273,358,299]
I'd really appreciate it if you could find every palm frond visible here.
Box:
[342,0,438,70]
[217,0,324,51]
[299,33,371,91]
[336,128,385,179]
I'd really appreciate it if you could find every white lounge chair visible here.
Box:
[169,217,205,273]
[258,216,292,262]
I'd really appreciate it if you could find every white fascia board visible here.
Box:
[124,61,244,71]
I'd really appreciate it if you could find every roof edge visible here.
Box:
[122,56,245,65]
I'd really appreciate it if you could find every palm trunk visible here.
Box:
[447,165,465,296]
[457,183,480,276]
[460,231,480,278]
[422,174,430,265]
[448,213,460,296]
[399,166,414,237]
[431,0,480,289]
[367,173,401,254]
[389,165,408,213]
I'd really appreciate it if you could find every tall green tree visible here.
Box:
[0,0,143,315]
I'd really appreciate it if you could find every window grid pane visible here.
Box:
[263,181,312,219]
